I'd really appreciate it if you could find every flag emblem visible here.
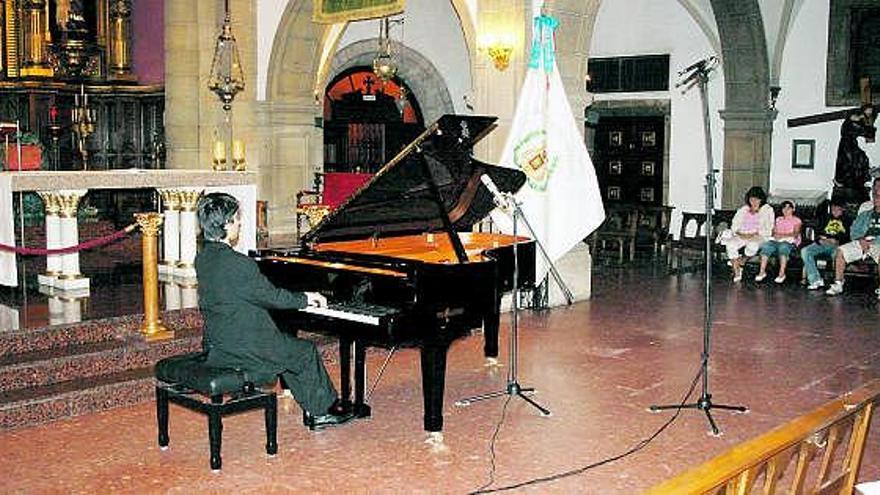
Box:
[514,130,557,191]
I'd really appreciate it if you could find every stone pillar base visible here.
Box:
[54,276,90,291]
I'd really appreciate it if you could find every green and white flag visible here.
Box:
[493,12,605,283]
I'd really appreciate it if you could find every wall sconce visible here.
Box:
[479,33,514,71]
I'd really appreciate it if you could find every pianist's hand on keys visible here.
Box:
[305,292,327,308]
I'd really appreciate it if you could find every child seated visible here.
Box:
[755,200,802,283]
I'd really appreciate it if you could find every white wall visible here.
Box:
[590,0,725,222]
[770,0,880,198]
[256,0,472,113]
[256,0,288,101]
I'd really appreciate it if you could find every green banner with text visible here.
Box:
[313,0,405,23]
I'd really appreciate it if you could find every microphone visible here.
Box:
[677,56,715,75]
[480,174,512,208]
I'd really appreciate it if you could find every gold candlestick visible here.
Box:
[212,140,227,171]
[231,139,246,171]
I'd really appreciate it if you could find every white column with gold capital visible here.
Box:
[175,188,202,280]
[55,189,90,291]
[37,192,62,287]
[157,189,181,276]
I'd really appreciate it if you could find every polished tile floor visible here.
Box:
[3,259,880,493]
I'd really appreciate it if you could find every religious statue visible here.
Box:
[833,104,876,203]
[55,0,87,32]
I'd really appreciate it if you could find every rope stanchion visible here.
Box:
[0,224,137,255]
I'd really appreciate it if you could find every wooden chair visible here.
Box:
[668,211,708,274]
[637,205,675,255]
[296,171,374,237]
[589,204,640,263]
[646,379,880,494]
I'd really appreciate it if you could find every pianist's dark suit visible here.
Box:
[195,241,337,415]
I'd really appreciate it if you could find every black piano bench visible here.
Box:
[154,352,279,471]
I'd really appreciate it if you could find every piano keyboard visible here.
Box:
[298,301,400,326]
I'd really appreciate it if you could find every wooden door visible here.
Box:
[594,116,664,205]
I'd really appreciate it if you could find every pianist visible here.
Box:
[195,192,354,430]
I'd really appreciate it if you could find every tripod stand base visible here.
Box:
[455,382,552,417]
[649,394,748,436]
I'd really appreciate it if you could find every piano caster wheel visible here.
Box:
[484,357,501,368]
[424,432,447,451]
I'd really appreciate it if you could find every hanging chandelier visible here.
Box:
[373,18,401,83]
[208,0,245,112]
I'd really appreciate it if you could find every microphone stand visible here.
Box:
[648,58,747,436]
[455,191,553,416]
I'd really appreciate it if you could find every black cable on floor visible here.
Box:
[468,365,703,494]
[471,394,513,493]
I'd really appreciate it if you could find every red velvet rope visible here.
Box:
[0,224,138,255]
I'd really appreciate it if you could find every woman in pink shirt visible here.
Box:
[755,200,802,283]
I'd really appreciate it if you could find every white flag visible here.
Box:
[492,13,605,283]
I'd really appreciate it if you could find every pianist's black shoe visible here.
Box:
[303,399,355,431]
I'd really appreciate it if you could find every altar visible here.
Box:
[1,169,257,289]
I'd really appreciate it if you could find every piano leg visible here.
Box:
[339,337,352,409]
[353,342,371,418]
[420,341,449,432]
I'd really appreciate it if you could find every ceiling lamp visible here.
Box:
[373,17,402,83]
[208,0,245,112]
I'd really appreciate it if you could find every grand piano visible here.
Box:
[253,114,536,433]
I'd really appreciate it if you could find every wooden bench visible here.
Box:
[647,379,880,494]
[155,352,279,471]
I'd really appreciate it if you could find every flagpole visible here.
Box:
[515,211,573,304]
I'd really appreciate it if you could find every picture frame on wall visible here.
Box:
[791,139,815,169]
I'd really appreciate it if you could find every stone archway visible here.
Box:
[327,39,455,124]
[710,0,775,207]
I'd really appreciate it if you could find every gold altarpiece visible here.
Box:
[0,0,163,172]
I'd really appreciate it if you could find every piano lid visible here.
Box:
[301,114,527,245]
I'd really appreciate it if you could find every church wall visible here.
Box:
[770,0,880,197]
[256,0,472,112]
[330,0,471,114]
[132,0,165,84]
[590,0,725,231]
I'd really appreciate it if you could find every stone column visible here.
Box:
[163,281,180,311]
[181,284,198,309]
[37,192,62,286]
[55,190,89,291]
[164,0,203,168]
[718,109,776,209]
[175,188,202,279]
[157,189,181,275]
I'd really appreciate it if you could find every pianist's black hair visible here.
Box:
[197,192,240,242]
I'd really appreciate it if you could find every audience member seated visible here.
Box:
[719,186,774,282]
[825,187,880,297]
[754,200,801,284]
[800,197,850,290]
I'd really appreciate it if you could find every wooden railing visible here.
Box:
[646,379,880,495]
